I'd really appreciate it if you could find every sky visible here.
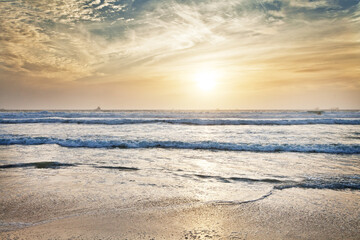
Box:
[0,0,359,110]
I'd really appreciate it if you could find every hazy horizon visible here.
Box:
[0,107,358,111]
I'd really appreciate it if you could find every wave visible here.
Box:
[94,166,139,171]
[214,175,360,205]
[1,110,359,120]
[0,162,140,171]
[189,174,285,183]
[275,182,360,191]
[275,175,360,191]
[0,161,75,169]
[1,136,359,154]
[188,174,360,190]
[1,118,359,125]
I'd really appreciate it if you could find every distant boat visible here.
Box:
[307,110,323,115]
[95,106,101,111]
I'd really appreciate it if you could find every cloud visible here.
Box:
[287,0,329,9]
[0,0,359,90]
[0,0,133,80]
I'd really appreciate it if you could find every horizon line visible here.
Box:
[0,108,358,112]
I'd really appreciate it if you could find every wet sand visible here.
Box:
[1,188,359,240]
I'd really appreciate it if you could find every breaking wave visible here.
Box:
[0,136,359,154]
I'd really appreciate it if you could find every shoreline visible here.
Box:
[1,188,359,239]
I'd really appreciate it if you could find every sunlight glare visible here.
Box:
[194,70,218,92]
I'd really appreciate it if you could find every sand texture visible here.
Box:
[1,188,359,240]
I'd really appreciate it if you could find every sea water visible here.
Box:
[0,110,359,229]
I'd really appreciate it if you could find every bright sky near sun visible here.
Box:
[0,0,359,109]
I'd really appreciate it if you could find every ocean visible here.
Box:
[0,110,360,234]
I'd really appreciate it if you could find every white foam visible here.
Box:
[0,136,359,154]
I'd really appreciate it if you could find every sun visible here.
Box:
[194,70,218,92]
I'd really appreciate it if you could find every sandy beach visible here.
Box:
[1,188,359,240]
